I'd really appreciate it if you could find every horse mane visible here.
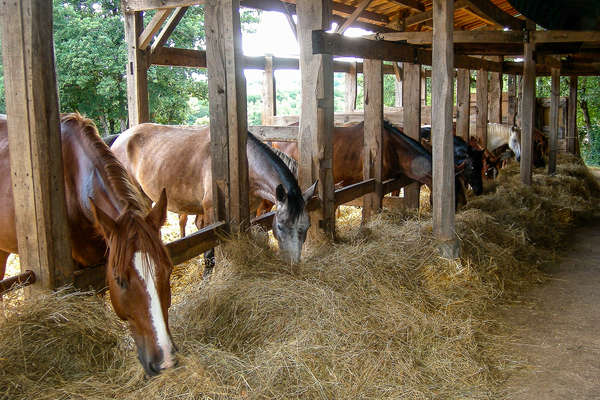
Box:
[270,146,298,178]
[383,120,432,160]
[60,113,147,213]
[247,131,305,221]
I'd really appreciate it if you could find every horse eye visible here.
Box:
[115,276,128,290]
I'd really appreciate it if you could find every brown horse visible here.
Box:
[110,124,317,271]
[0,113,176,377]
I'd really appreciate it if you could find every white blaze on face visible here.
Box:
[133,252,175,369]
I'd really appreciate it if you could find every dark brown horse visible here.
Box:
[110,124,317,270]
[0,113,176,376]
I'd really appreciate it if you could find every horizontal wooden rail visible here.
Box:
[248,125,298,142]
[166,220,226,265]
[0,270,36,295]
[383,176,414,194]
[334,179,375,206]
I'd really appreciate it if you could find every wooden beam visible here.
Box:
[403,0,468,27]
[124,12,150,126]
[371,29,523,44]
[151,7,188,54]
[403,62,421,209]
[456,68,471,141]
[138,8,171,50]
[280,1,298,40]
[167,221,225,265]
[520,36,536,184]
[205,0,250,231]
[476,68,488,146]
[548,68,560,174]
[432,0,458,257]
[335,179,375,206]
[393,62,403,107]
[345,61,357,113]
[312,31,504,72]
[0,270,36,296]
[336,0,373,34]
[533,30,600,43]
[0,0,75,291]
[362,59,384,222]
[507,73,517,125]
[389,0,425,12]
[567,76,578,155]
[248,125,298,141]
[151,46,206,67]
[463,0,524,30]
[123,0,204,12]
[298,0,335,239]
[262,55,276,124]
[488,56,502,123]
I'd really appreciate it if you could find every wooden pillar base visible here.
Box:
[437,238,460,259]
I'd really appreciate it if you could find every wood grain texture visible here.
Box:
[567,76,578,155]
[507,73,517,125]
[488,56,502,123]
[456,68,471,141]
[0,0,74,292]
[151,7,188,54]
[344,61,357,113]
[138,8,171,50]
[520,39,535,185]
[123,0,204,12]
[402,62,422,210]
[124,12,150,126]
[476,68,489,146]
[548,68,560,174]
[261,55,276,124]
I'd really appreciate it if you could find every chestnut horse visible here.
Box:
[0,113,176,376]
[111,124,317,272]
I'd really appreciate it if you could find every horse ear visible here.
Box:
[276,184,287,203]
[89,198,116,239]
[303,180,318,203]
[147,188,168,231]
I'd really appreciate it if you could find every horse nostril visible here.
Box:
[149,361,162,375]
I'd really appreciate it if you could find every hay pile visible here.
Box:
[1,155,598,399]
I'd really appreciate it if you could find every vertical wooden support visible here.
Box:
[488,57,502,123]
[362,60,383,223]
[568,76,578,156]
[456,68,471,141]
[420,72,427,106]
[548,68,560,174]
[262,55,276,124]
[432,0,458,258]
[476,68,488,146]
[402,62,422,209]
[298,0,335,239]
[393,62,403,107]
[520,35,536,185]
[0,0,74,292]
[507,74,517,126]
[205,0,250,231]
[124,11,150,126]
[344,61,357,113]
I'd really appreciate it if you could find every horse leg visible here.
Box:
[178,214,188,238]
[0,251,9,300]
[200,201,215,278]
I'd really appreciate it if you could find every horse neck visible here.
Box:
[247,136,294,204]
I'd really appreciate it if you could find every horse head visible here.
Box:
[272,181,317,264]
[90,189,176,377]
[509,125,522,162]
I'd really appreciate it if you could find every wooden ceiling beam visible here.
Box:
[336,0,374,34]
[123,0,202,12]
[403,0,468,27]
[138,8,171,50]
[387,0,425,12]
[462,0,524,30]
[151,7,188,54]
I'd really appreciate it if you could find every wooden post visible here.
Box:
[548,67,560,174]
[205,0,250,231]
[298,0,335,239]
[456,68,470,141]
[262,55,276,125]
[507,74,517,126]
[568,76,578,155]
[393,62,403,107]
[124,11,150,126]
[344,61,357,113]
[0,0,74,292]
[476,68,488,146]
[488,56,502,123]
[402,62,422,209]
[432,0,458,258]
[520,34,536,185]
[362,59,383,223]
[421,72,427,106]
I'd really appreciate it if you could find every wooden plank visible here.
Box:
[372,28,522,44]
[138,8,171,50]
[123,0,204,12]
[567,76,578,155]
[463,0,524,30]
[248,125,298,142]
[0,270,36,296]
[393,62,403,107]
[262,55,276,125]
[432,0,458,257]
[336,0,373,35]
[280,2,298,40]
[488,56,502,123]
[297,0,335,239]
[389,0,424,12]
[362,59,384,223]
[312,31,504,72]
[402,62,421,210]
[456,68,471,141]
[151,7,188,54]
[548,68,560,174]
[520,38,535,185]
[150,46,206,67]
[167,221,225,265]
[383,176,413,194]
[205,0,250,231]
[533,30,600,43]
[335,179,375,206]
[124,12,150,126]
[345,61,357,113]
[0,0,75,292]
[507,73,517,125]
[476,68,489,148]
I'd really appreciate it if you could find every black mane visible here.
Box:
[247,131,305,221]
[383,120,432,160]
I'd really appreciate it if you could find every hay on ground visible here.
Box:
[0,154,598,399]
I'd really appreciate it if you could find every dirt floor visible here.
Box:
[499,221,600,399]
